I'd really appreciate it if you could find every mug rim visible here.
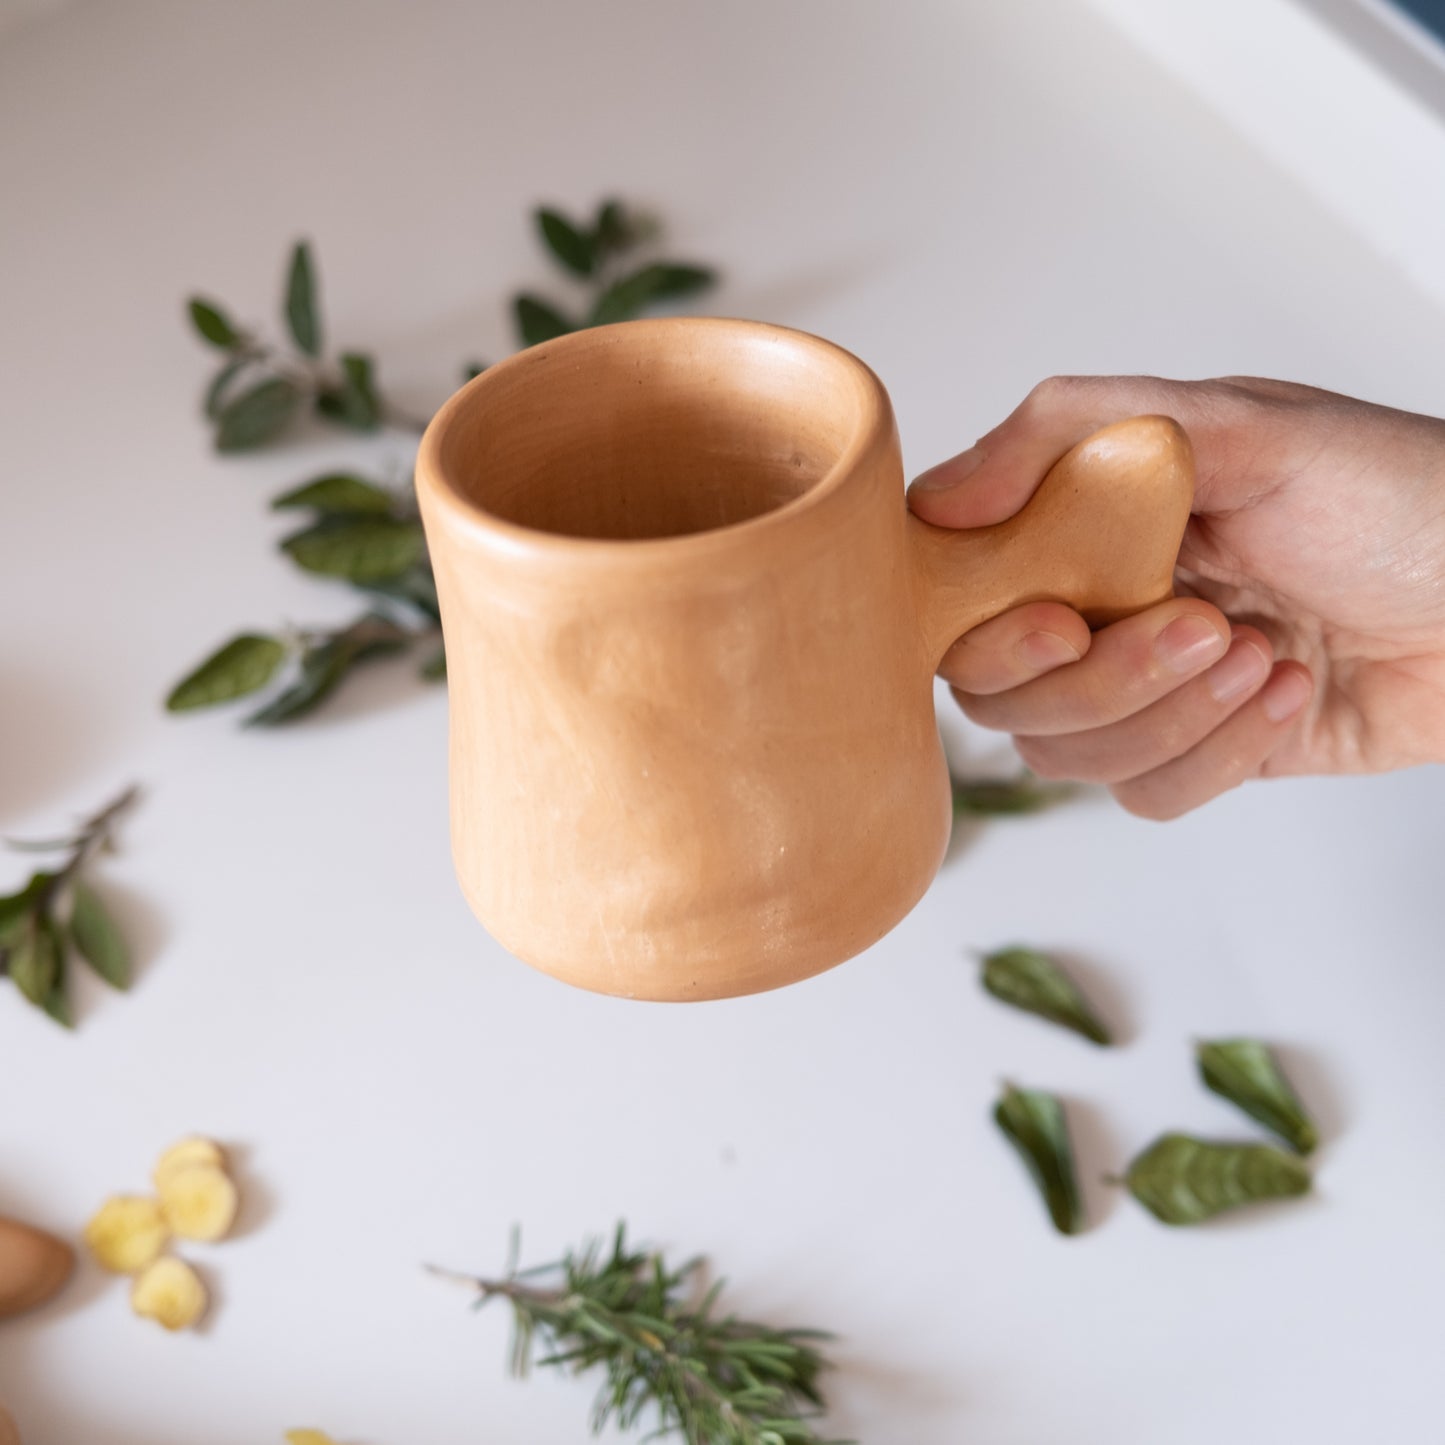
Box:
[415,316,894,561]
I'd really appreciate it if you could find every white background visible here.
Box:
[3,3,1444,1442]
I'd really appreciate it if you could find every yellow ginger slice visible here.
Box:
[158,1163,238,1242]
[153,1136,226,1191]
[285,1433,338,1445]
[131,1256,206,1331]
[83,1196,168,1274]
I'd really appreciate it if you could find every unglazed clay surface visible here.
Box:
[416,319,1192,1000]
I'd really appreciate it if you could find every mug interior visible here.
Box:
[430,321,875,541]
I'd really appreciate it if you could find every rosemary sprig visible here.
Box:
[432,1226,850,1445]
[0,785,141,1026]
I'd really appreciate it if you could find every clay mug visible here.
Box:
[416,319,1192,1001]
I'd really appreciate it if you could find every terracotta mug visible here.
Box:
[417,319,1192,1001]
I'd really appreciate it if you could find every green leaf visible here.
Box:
[204,357,251,419]
[587,263,715,327]
[188,297,241,349]
[245,619,407,727]
[272,473,395,516]
[1196,1039,1318,1155]
[215,377,304,452]
[166,633,289,712]
[1122,1133,1311,1226]
[420,646,447,680]
[0,872,49,945]
[592,198,633,256]
[285,240,321,356]
[537,207,596,278]
[979,946,1112,1046]
[281,517,426,583]
[951,770,1075,817]
[314,352,381,432]
[994,1084,1084,1235]
[69,880,129,990]
[463,361,488,382]
[514,294,575,348]
[8,916,59,1008]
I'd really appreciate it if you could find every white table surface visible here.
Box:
[3,3,1444,1442]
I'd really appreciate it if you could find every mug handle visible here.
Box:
[908,415,1195,665]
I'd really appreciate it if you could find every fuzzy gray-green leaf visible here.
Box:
[285,240,321,356]
[587,263,715,326]
[514,294,574,348]
[1123,1133,1311,1226]
[1196,1039,1318,1155]
[994,1084,1084,1235]
[69,880,129,990]
[188,297,241,349]
[537,207,596,278]
[166,633,288,712]
[215,377,303,452]
[280,516,425,583]
[272,473,395,516]
[980,946,1111,1046]
[8,916,60,1009]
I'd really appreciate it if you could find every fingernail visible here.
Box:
[1157,614,1228,674]
[910,445,985,492]
[1206,638,1270,704]
[1018,630,1081,672]
[1262,667,1311,723]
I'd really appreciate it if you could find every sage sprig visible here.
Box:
[994,1084,1085,1235]
[1196,1039,1318,1155]
[0,785,140,1027]
[951,770,1074,818]
[175,200,718,725]
[978,946,1112,1046]
[433,1225,847,1445]
[1119,1133,1311,1226]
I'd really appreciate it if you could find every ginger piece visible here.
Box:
[83,1196,168,1274]
[153,1136,226,1191]
[131,1256,206,1331]
[284,1433,338,1445]
[158,1163,238,1242]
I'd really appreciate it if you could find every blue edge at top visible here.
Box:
[1390,0,1445,45]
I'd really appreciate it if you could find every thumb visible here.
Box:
[907,374,1227,529]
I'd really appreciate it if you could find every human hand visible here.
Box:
[908,376,1445,818]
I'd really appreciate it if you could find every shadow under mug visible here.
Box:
[416,318,1192,1000]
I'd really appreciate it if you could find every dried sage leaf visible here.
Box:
[204,356,251,419]
[994,1084,1084,1235]
[952,770,1074,817]
[1196,1039,1317,1155]
[245,619,408,727]
[513,294,574,348]
[587,262,714,326]
[166,634,288,712]
[0,872,49,944]
[188,298,240,349]
[537,207,596,278]
[272,473,395,516]
[8,916,60,1008]
[280,517,426,583]
[315,352,380,431]
[285,240,321,357]
[980,946,1111,1046]
[1123,1133,1311,1226]
[216,377,303,452]
[69,880,129,990]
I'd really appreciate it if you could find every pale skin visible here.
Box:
[908,376,1445,820]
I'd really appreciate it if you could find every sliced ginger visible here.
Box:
[84,1195,168,1274]
[131,1255,207,1331]
[284,1433,338,1445]
[158,1163,238,1242]
[153,1136,226,1191]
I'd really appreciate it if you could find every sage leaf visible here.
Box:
[8,916,59,1008]
[1196,1039,1318,1155]
[204,356,251,419]
[363,564,440,622]
[952,770,1074,817]
[514,294,574,348]
[315,352,380,431]
[245,620,407,727]
[272,473,395,516]
[166,634,288,712]
[420,646,447,681]
[285,240,321,356]
[587,263,715,326]
[216,377,303,452]
[537,207,596,278]
[994,1084,1084,1235]
[188,297,241,349]
[1123,1133,1311,1226]
[69,880,129,990]
[463,361,487,382]
[0,872,49,944]
[592,197,632,256]
[980,946,1112,1046]
[280,517,425,583]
